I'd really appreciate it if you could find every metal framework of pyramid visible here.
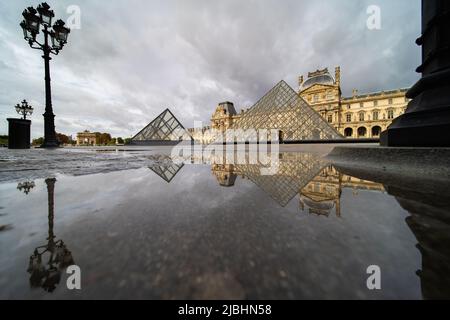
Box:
[132,108,191,144]
[231,81,342,141]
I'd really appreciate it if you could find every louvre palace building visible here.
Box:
[210,67,410,140]
[132,66,410,145]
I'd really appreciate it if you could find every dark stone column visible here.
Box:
[7,118,31,149]
[381,0,450,147]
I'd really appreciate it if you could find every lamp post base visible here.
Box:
[41,112,59,148]
[380,108,450,147]
[7,118,31,149]
[40,141,59,148]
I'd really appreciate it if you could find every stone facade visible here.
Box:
[298,67,409,138]
[211,101,240,132]
[76,130,97,146]
[198,67,409,141]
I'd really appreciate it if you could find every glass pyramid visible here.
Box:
[132,108,191,143]
[231,80,342,141]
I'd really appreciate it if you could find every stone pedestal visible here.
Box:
[7,118,31,149]
[381,0,450,147]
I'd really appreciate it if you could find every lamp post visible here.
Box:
[27,178,74,292]
[381,0,450,147]
[15,99,34,120]
[20,3,70,148]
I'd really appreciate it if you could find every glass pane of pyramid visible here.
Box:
[231,81,342,142]
[132,109,191,142]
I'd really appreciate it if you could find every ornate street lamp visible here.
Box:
[20,3,70,148]
[15,99,34,120]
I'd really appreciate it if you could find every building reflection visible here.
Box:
[300,166,342,217]
[147,150,450,298]
[211,152,328,207]
[333,164,450,299]
[300,166,384,217]
[27,178,74,292]
[148,151,384,214]
[211,155,384,214]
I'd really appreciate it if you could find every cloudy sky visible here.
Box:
[0,0,421,139]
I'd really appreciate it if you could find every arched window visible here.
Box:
[344,128,353,138]
[357,127,367,137]
[372,126,382,137]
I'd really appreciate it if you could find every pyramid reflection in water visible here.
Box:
[147,151,384,210]
[231,153,326,207]
[146,150,385,212]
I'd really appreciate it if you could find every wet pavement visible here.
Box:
[0,146,449,299]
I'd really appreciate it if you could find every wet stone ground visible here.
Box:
[0,146,449,299]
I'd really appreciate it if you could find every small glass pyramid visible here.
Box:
[132,109,191,143]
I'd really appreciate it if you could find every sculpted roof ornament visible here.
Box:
[308,68,329,78]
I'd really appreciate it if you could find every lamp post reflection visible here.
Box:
[17,181,35,195]
[27,178,74,292]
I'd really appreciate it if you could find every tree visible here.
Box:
[0,135,8,146]
[107,138,117,146]
[94,132,112,145]
[56,133,72,145]
[124,138,132,145]
[32,137,44,146]
[117,137,124,144]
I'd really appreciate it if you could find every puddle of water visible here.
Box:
[0,150,449,299]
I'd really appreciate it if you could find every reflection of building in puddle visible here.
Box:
[300,166,385,217]
[27,178,74,292]
[212,158,385,214]
[17,181,35,195]
[212,164,237,187]
[150,151,385,213]
[212,153,327,207]
[332,164,450,299]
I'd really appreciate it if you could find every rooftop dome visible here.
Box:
[301,73,335,90]
[301,197,335,211]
